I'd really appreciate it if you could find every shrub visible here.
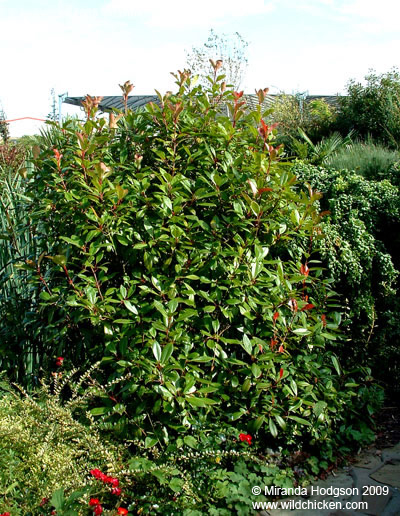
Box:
[3,74,381,469]
[293,162,400,396]
[271,95,337,154]
[336,68,400,149]
[0,368,125,515]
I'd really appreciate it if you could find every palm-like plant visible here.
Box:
[294,127,354,165]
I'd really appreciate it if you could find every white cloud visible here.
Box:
[103,0,275,28]
[335,0,400,33]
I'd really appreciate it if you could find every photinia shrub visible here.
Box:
[24,71,379,451]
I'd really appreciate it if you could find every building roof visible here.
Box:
[64,95,159,112]
[63,94,341,113]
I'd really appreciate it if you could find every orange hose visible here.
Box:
[0,117,48,123]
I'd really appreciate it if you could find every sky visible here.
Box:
[1,0,399,137]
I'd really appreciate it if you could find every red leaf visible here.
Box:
[301,303,315,311]
[279,368,284,379]
[278,345,284,353]
[273,311,279,321]
[258,187,273,195]
[321,314,327,327]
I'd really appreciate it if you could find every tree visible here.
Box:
[185,29,248,89]
[47,88,58,122]
[0,103,9,143]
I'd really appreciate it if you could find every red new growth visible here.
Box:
[273,312,279,321]
[278,345,284,353]
[300,263,309,276]
[279,368,284,379]
[258,187,273,195]
[117,509,129,515]
[321,314,327,327]
[301,303,315,311]
[89,499,101,507]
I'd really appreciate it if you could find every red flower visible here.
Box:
[273,311,279,321]
[90,468,102,478]
[0,513,11,516]
[279,368,284,379]
[40,497,49,506]
[239,433,252,445]
[110,477,119,487]
[55,356,64,367]
[93,505,103,515]
[117,509,128,515]
[112,487,122,496]
[89,499,101,507]
[99,473,108,482]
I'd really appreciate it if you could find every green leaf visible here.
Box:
[292,328,311,335]
[145,437,158,448]
[241,334,253,355]
[86,286,97,305]
[184,435,198,449]
[169,477,184,492]
[48,254,67,266]
[187,397,218,407]
[313,401,327,418]
[154,300,168,317]
[269,418,278,437]
[177,308,198,321]
[288,415,311,426]
[50,488,65,511]
[251,363,261,378]
[203,305,216,313]
[152,341,162,361]
[151,276,162,291]
[275,415,287,430]
[331,355,341,375]
[123,299,138,314]
[253,415,265,432]
[90,406,110,416]
[160,342,174,364]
